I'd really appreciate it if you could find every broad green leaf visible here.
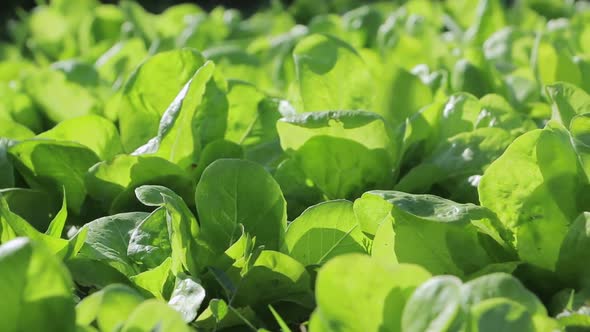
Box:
[231,250,313,307]
[119,0,158,47]
[130,257,172,300]
[284,200,367,266]
[95,38,148,88]
[0,237,76,332]
[0,188,60,231]
[9,140,100,214]
[462,273,547,316]
[274,158,323,219]
[203,46,269,90]
[210,299,228,321]
[0,119,35,141]
[135,185,201,276]
[313,254,431,332]
[557,212,590,288]
[23,67,102,123]
[118,49,206,151]
[77,4,125,58]
[156,4,203,43]
[546,82,590,127]
[85,154,194,213]
[193,139,243,180]
[176,9,231,54]
[119,299,192,332]
[75,284,144,332]
[77,212,148,276]
[402,272,548,332]
[277,111,397,199]
[293,33,374,112]
[194,300,260,330]
[0,85,42,133]
[376,63,433,128]
[26,6,75,60]
[66,258,131,290]
[37,114,123,160]
[469,299,535,332]
[402,276,465,332]
[224,80,286,147]
[127,207,171,269]
[396,127,513,203]
[0,196,86,258]
[464,0,507,45]
[535,41,581,87]
[133,60,228,171]
[479,122,588,270]
[196,159,287,254]
[361,191,511,277]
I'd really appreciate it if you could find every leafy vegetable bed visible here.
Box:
[2,0,590,331]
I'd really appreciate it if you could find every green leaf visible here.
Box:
[224,80,287,147]
[210,299,228,321]
[469,298,535,332]
[45,194,67,237]
[557,212,590,288]
[361,191,511,277]
[0,85,42,133]
[135,185,201,276]
[0,237,76,332]
[85,154,194,213]
[293,33,374,112]
[479,122,588,271]
[67,258,131,290]
[95,38,148,88]
[9,139,100,214]
[546,82,590,127]
[0,188,60,231]
[130,257,173,299]
[193,139,243,180]
[313,254,431,332]
[273,158,323,219]
[463,273,547,315]
[375,63,434,128]
[196,159,287,254]
[78,212,148,276]
[402,272,549,332]
[402,276,465,332]
[231,250,313,307]
[284,200,366,266]
[117,49,207,151]
[0,195,70,256]
[23,67,102,123]
[119,0,158,45]
[535,41,581,87]
[0,119,35,141]
[396,127,514,202]
[127,207,172,269]
[76,284,144,332]
[37,114,124,160]
[119,299,192,332]
[464,0,507,45]
[133,60,228,171]
[277,111,398,199]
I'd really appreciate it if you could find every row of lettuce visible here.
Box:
[2,0,590,331]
